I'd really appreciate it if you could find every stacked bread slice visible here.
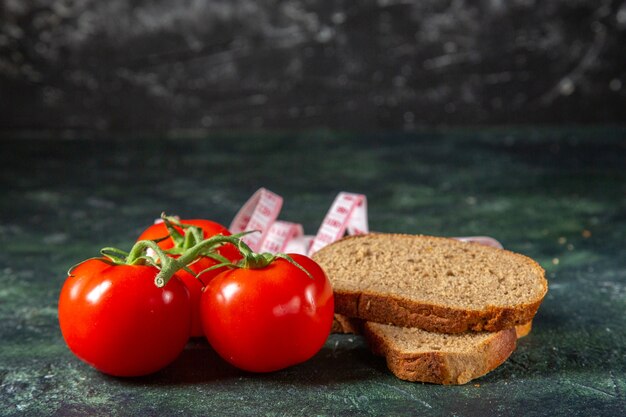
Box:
[312,234,547,385]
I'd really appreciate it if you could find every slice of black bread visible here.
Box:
[313,234,547,333]
[362,322,517,384]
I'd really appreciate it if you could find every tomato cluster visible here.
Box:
[58,217,334,377]
[137,219,242,337]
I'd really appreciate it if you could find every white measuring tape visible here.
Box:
[229,188,367,256]
[229,188,502,256]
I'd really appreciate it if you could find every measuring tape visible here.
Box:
[229,188,502,256]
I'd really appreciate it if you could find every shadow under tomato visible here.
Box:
[222,334,382,386]
[112,334,377,386]
[108,338,241,385]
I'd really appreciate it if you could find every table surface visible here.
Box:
[1,128,625,417]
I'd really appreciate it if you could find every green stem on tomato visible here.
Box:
[67,256,117,276]
[100,247,129,264]
[152,234,238,287]
[159,213,206,251]
[73,226,312,290]
[160,213,186,248]
[108,238,197,288]
[192,235,314,280]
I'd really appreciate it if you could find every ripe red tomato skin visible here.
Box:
[177,257,226,337]
[200,254,334,373]
[58,259,191,377]
[138,218,242,337]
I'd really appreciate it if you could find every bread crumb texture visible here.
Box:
[369,322,500,352]
[314,234,547,310]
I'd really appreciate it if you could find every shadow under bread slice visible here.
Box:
[332,314,533,338]
[313,234,547,333]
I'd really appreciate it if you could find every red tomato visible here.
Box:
[174,257,227,337]
[200,254,334,372]
[58,259,191,377]
[138,218,242,337]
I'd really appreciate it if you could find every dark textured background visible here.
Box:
[1,0,626,133]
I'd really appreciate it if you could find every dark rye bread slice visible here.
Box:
[313,234,547,333]
[331,315,525,384]
[362,322,517,384]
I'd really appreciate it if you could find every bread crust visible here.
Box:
[363,323,517,385]
[335,289,543,333]
[515,320,532,338]
[331,314,363,334]
[332,313,534,338]
[315,233,548,334]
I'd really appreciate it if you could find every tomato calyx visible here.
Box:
[193,236,314,280]
[145,215,313,282]
[156,213,208,254]
[67,235,230,289]
[65,241,167,277]
[67,216,312,292]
